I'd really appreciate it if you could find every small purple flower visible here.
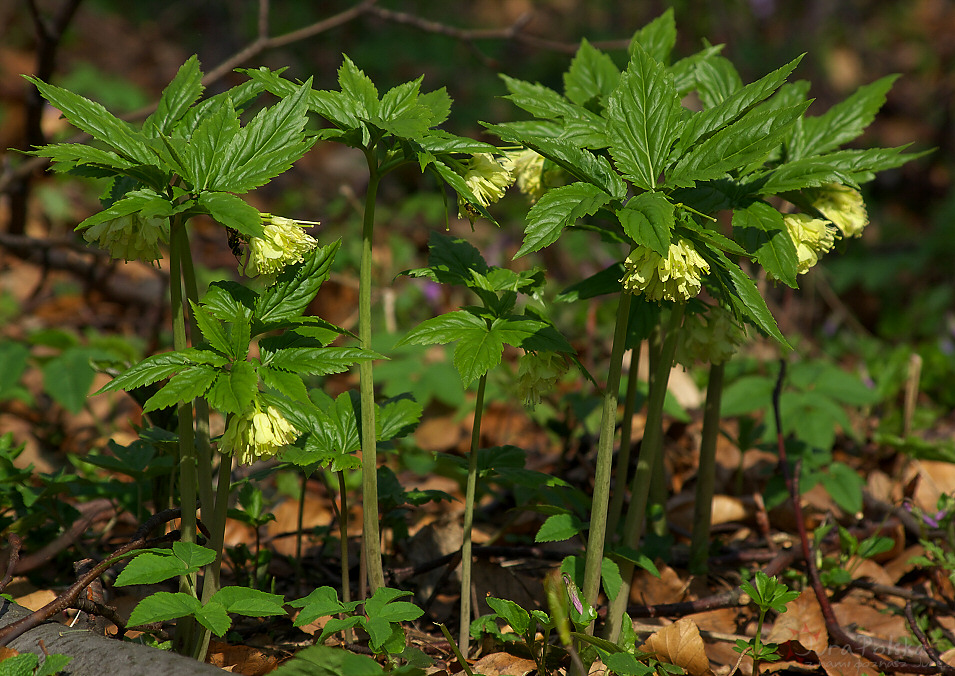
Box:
[562,573,583,614]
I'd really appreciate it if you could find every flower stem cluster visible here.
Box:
[621,239,710,302]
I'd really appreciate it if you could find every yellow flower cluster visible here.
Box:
[516,350,567,409]
[784,213,836,274]
[220,404,299,466]
[503,149,546,203]
[621,239,710,302]
[83,214,168,263]
[457,153,514,222]
[807,183,869,238]
[675,305,747,366]
[241,213,318,277]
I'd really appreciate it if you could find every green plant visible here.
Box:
[814,521,896,588]
[734,571,799,676]
[0,652,72,676]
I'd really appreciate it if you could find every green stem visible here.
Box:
[581,292,632,634]
[169,217,199,655]
[459,373,488,654]
[337,470,352,641]
[603,303,685,643]
[607,342,641,541]
[689,361,725,575]
[359,166,384,595]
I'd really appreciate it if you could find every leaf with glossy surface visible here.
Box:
[255,240,340,326]
[197,191,264,239]
[618,191,674,255]
[564,38,620,105]
[628,9,676,64]
[516,182,612,258]
[143,55,204,136]
[733,201,797,288]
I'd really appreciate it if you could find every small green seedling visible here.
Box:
[734,571,799,676]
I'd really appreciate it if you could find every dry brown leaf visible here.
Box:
[816,646,880,676]
[940,648,955,667]
[667,493,755,533]
[766,589,828,654]
[0,647,20,662]
[206,641,279,676]
[642,617,714,676]
[630,563,686,606]
[471,651,537,676]
[833,594,909,641]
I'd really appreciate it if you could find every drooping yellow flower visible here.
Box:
[783,213,836,274]
[240,213,318,277]
[220,404,299,466]
[83,214,168,264]
[621,239,710,302]
[516,350,567,409]
[807,183,868,238]
[503,149,546,203]
[457,153,514,222]
[675,304,747,367]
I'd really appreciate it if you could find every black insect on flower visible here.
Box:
[225,227,244,260]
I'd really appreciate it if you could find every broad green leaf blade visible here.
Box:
[486,123,626,199]
[127,591,202,628]
[413,130,499,155]
[564,38,620,105]
[617,191,674,255]
[676,55,803,157]
[25,76,157,166]
[628,9,676,64]
[789,75,899,160]
[290,586,354,626]
[418,87,451,126]
[29,143,135,174]
[732,201,798,288]
[395,310,486,348]
[270,645,382,676]
[749,157,855,194]
[94,352,191,393]
[708,248,789,347]
[536,513,584,543]
[338,55,379,118]
[197,191,264,239]
[487,597,531,636]
[255,239,340,326]
[182,95,240,190]
[172,541,217,568]
[190,302,232,356]
[210,586,286,617]
[143,55,204,136]
[605,45,683,191]
[695,56,744,108]
[206,360,257,414]
[516,182,612,258]
[41,348,95,413]
[417,230,488,285]
[667,102,810,187]
[259,365,309,402]
[266,346,380,376]
[77,189,175,229]
[377,396,423,442]
[143,364,217,412]
[194,601,232,637]
[500,74,581,121]
[452,323,506,385]
[213,77,315,193]
[668,43,725,95]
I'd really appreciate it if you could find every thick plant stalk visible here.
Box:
[168,218,202,656]
[607,343,642,540]
[689,362,725,574]
[358,167,385,594]
[459,373,488,653]
[581,292,632,633]
[603,303,685,642]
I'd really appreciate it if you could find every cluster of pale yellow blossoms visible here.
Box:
[240,213,319,277]
[457,153,515,223]
[219,402,299,466]
[675,304,747,367]
[516,350,567,409]
[783,183,869,275]
[83,214,169,263]
[621,239,711,303]
[503,149,547,203]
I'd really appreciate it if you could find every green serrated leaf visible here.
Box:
[711,250,789,347]
[181,95,240,190]
[210,586,286,617]
[669,102,810,187]
[789,75,899,160]
[487,596,531,636]
[606,46,683,191]
[628,9,676,64]
[77,189,175,230]
[197,191,264,239]
[500,74,581,121]
[515,182,612,258]
[564,38,620,105]
[255,240,340,326]
[266,346,380,377]
[94,352,191,394]
[695,56,744,108]
[618,192,674,255]
[41,348,95,413]
[143,56,204,137]
[536,513,584,543]
[206,360,257,415]
[143,364,217,412]
[732,201,797,288]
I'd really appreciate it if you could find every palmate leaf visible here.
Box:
[732,201,798,288]
[676,55,803,157]
[486,123,627,199]
[605,45,683,191]
[210,76,314,193]
[516,182,612,258]
[564,38,620,105]
[25,76,157,166]
[143,55,204,137]
[788,75,899,160]
[667,101,810,187]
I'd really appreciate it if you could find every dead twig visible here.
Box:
[0,535,22,594]
[0,508,183,647]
